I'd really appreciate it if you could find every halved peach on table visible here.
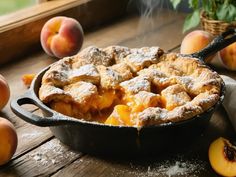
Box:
[209,137,236,177]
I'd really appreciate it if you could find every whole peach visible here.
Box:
[40,16,84,58]
[180,30,215,62]
[0,117,17,166]
[219,42,236,70]
[0,74,10,110]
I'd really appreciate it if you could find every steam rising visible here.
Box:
[126,0,170,47]
[131,0,166,18]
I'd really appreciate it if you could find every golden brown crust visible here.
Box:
[39,46,222,126]
[68,64,100,85]
[72,46,115,67]
[124,47,164,72]
[39,83,73,103]
[161,84,191,111]
[120,76,151,95]
[97,63,133,89]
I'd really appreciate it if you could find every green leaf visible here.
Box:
[170,0,181,9]
[202,1,211,13]
[228,5,236,22]
[216,3,228,21]
[183,9,200,33]
[188,0,199,9]
[216,3,236,22]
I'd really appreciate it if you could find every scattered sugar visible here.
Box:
[33,153,43,161]
[165,161,188,176]
[29,140,78,166]
[110,156,206,177]
[21,131,44,139]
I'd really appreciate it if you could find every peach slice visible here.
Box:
[209,137,236,177]
[105,105,132,126]
[94,90,116,110]
[22,74,36,88]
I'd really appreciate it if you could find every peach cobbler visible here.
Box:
[39,46,222,127]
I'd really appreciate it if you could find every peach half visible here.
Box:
[40,16,84,58]
[180,30,215,63]
[0,117,18,166]
[209,137,236,177]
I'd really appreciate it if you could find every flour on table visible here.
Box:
[111,156,206,177]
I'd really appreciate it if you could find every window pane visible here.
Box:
[0,0,36,16]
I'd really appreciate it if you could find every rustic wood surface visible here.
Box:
[0,9,235,177]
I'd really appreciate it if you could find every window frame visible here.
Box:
[0,0,128,65]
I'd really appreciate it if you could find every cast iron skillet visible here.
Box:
[10,29,236,155]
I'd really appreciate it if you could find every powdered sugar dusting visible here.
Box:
[120,76,151,94]
[129,47,160,63]
[70,64,99,78]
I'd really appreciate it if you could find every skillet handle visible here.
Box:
[191,29,236,61]
[10,91,79,127]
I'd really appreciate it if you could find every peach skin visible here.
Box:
[40,16,84,58]
[180,30,215,63]
[219,42,236,70]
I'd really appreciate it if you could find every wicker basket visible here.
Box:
[200,11,236,36]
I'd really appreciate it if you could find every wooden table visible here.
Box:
[0,10,235,177]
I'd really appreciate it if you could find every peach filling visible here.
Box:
[49,84,192,126]
[50,90,161,126]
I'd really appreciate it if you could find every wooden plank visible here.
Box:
[0,138,82,177]
[14,116,53,158]
[51,155,213,177]
[83,10,186,49]
[119,18,185,49]
[0,53,55,126]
